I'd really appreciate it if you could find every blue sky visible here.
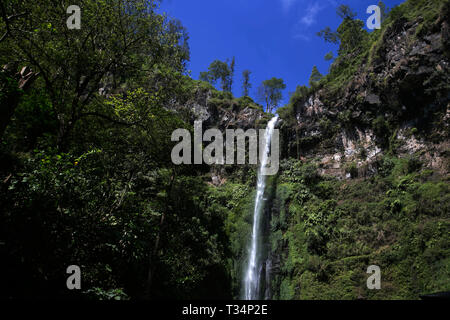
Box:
[159,0,405,107]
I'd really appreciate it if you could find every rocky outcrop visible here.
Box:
[281,10,450,179]
[175,86,266,131]
[172,85,268,186]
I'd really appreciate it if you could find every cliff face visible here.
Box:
[175,84,267,131]
[280,6,449,179]
[165,2,449,300]
[265,1,450,300]
[171,83,268,186]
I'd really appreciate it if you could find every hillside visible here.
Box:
[267,0,450,299]
[0,0,448,301]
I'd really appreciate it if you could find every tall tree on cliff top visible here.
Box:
[228,56,235,92]
[258,77,286,114]
[378,1,390,23]
[242,69,251,97]
[309,66,323,87]
[199,58,237,93]
[317,4,368,56]
[336,4,357,19]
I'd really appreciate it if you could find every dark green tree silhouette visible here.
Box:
[242,69,252,97]
[309,66,323,87]
[258,77,286,114]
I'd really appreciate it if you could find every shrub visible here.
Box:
[300,163,320,185]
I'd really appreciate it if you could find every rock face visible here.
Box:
[280,12,450,179]
[175,87,266,131]
[171,86,268,186]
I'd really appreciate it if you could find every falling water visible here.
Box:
[243,116,278,300]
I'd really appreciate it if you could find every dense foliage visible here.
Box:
[268,157,449,299]
[0,0,448,300]
[0,0,232,299]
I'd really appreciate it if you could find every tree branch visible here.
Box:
[0,0,28,43]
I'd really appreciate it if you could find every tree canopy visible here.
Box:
[199,58,235,92]
[0,0,231,300]
[317,4,369,56]
[242,69,252,97]
[258,77,286,114]
[309,66,323,87]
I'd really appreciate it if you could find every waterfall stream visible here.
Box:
[243,116,278,300]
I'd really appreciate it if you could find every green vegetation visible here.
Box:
[258,77,287,114]
[281,0,449,156]
[324,52,334,61]
[267,157,449,299]
[0,0,234,299]
[309,66,323,88]
[0,0,448,301]
[207,86,265,114]
[242,70,252,97]
[200,58,236,93]
[312,0,448,100]
[268,0,449,299]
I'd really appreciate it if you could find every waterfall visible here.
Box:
[243,116,278,300]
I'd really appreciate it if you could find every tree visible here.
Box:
[199,71,213,84]
[0,1,199,299]
[228,56,235,92]
[209,60,231,92]
[199,59,234,92]
[258,77,286,114]
[317,5,368,56]
[0,0,29,43]
[0,65,37,141]
[336,4,357,20]
[0,0,232,302]
[324,51,334,61]
[317,27,339,45]
[309,66,323,87]
[337,18,368,55]
[242,70,251,97]
[0,1,37,141]
[0,0,189,149]
[378,1,389,23]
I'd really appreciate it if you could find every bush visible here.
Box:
[377,156,396,177]
[300,163,320,185]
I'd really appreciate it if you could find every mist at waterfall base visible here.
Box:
[243,116,278,300]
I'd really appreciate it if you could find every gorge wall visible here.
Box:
[126,0,450,299]
[267,1,449,299]
[184,0,450,299]
[279,6,449,180]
